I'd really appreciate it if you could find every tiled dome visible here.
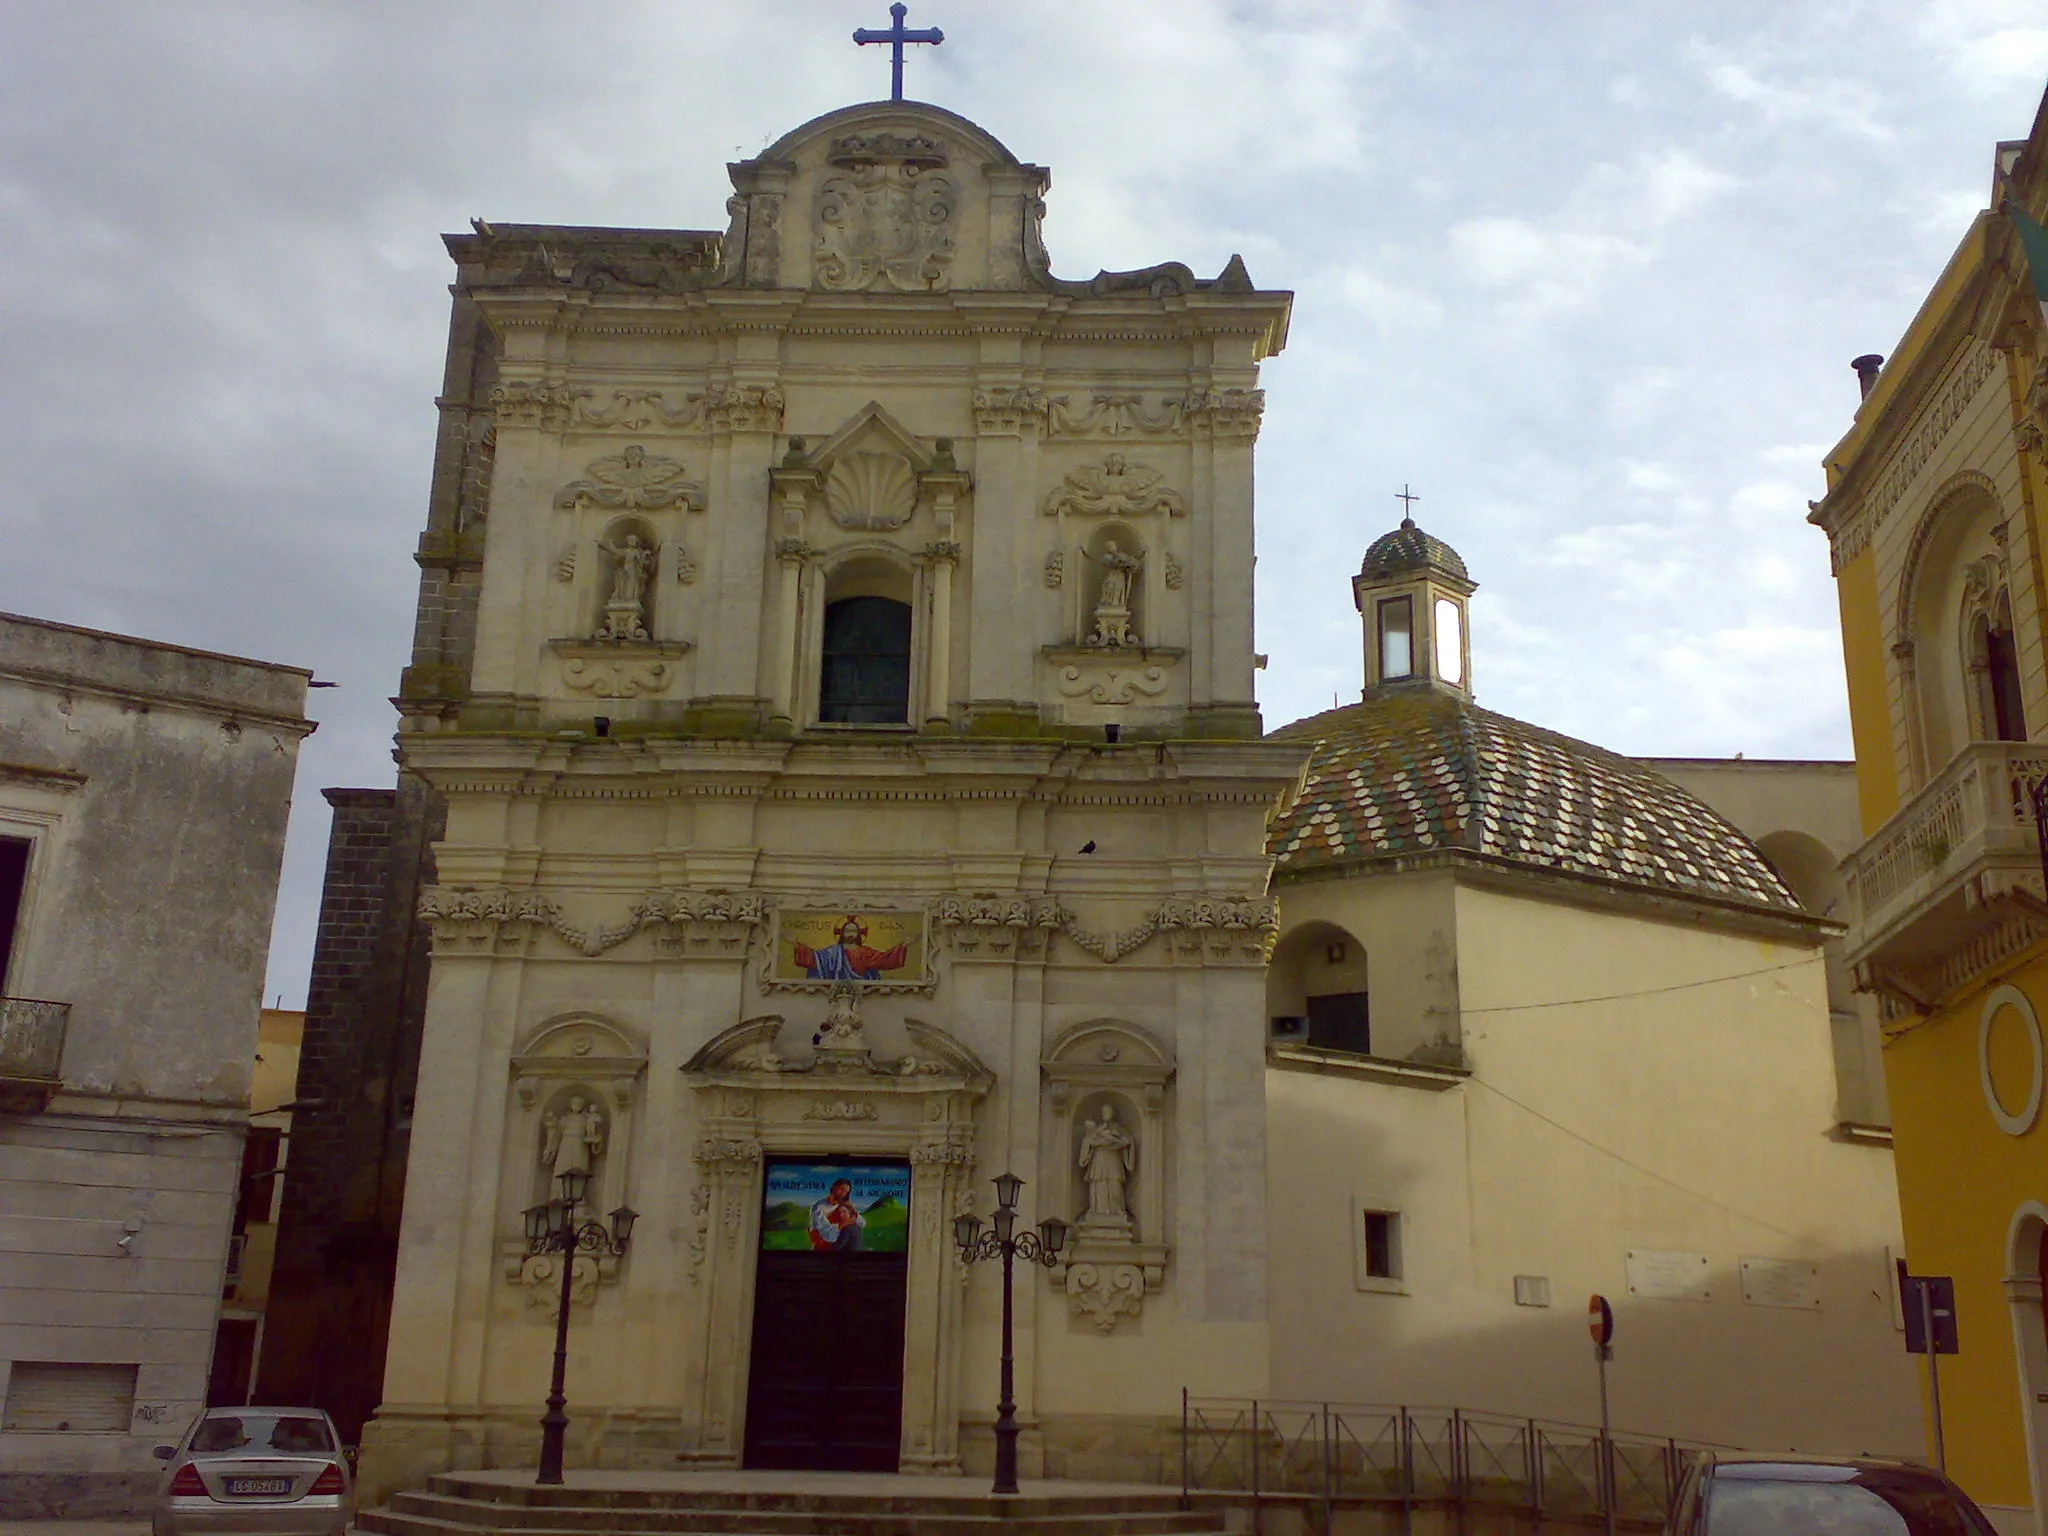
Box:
[1361,518,1469,584]
[1268,691,1799,913]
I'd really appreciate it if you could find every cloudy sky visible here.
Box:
[3,1,2044,1005]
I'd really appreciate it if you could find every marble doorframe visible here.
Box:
[679,1013,990,1472]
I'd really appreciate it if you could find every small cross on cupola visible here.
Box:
[1353,490,1477,699]
[854,3,945,102]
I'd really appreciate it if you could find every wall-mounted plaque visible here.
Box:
[1624,1248,1712,1302]
[1739,1257,1822,1310]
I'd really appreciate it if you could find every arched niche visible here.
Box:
[2006,1200,2048,1528]
[1040,1019,1172,1332]
[1267,920,1372,1056]
[1898,475,2011,780]
[500,1014,647,1306]
[1079,521,1147,648]
[588,515,663,640]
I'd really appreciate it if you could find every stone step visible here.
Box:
[359,1498,1225,1536]
[360,1484,1226,1536]
[423,1476,1208,1519]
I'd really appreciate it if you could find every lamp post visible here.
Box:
[954,1172,1068,1496]
[521,1168,637,1485]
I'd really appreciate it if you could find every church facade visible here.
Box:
[351,97,1921,1500]
[360,100,1305,1496]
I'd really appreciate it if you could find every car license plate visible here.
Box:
[224,1477,292,1495]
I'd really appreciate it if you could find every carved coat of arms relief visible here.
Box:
[814,134,956,293]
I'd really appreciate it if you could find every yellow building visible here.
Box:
[208,1006,303,1405]
[1810,87,2048,1535]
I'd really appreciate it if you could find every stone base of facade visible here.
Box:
[357,1407,1181,1507]
[0,1470,162,1519]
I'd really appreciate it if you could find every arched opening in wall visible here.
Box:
[1904,482,2009,777]
[1755,829,1886,1126]
[819,557,913,724]
[2006,1202,2048,1525]
[1267,921,1371,1055]
[1969,591,2028,743]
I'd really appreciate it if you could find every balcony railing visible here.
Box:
[0,996,68,1112]
[1842,741,2048,1003]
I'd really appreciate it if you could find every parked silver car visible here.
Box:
[150,1407,353,1536]
[1667,1452,1998,1536]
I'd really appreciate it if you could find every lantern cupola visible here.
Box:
[1352,515,1476,698]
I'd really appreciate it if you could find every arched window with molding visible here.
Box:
[819,575,913,724]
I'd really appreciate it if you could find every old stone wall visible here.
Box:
[255,780,438,1444]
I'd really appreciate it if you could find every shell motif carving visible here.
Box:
[826,452,919,531]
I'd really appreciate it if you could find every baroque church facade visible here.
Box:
[330,99,1919,1498]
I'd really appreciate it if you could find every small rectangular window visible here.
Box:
[1306,991,1370,1055]
[3,1362,137,1432]
[0,835,31,992]
[1377,597,1414,680]
[1355,1203,1405,1291]
[1513,1274,1552,1307]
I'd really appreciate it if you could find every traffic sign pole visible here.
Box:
[1589,1296,1616,1536]
[1921,1280,1946,1473]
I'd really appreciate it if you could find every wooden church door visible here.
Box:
[743,1159,912,1471]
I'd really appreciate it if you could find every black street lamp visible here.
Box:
[954,1172,1068,1495]
[521,1168,637,1485]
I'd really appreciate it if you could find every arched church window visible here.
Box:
[819,595,912,723]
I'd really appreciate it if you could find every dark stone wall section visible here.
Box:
[256,780,438,1444]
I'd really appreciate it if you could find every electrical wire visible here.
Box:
[1459,956,1812,1014]
[1467,1076,1808,1243]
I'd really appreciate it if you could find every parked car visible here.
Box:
[150,1407,354,1536]
[1667,1452,1998,1536]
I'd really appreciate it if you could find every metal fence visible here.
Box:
[1181,1395,1720,1531]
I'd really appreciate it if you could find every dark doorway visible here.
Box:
[743,1159,910,1471]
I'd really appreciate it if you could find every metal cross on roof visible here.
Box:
[854,3,944,102]
[1396,485,1420,523]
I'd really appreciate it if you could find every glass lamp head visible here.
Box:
[522,1203,551,1243]
[953,1212,983,1250]
[608,1205,639,1249]
[992,1171,1024,1211]
[557,1167,592,1207]
[1040,1216,1070,1256]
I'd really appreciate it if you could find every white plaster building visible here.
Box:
[0,614,312,1515]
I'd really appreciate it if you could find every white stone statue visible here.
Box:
[541,1095,606,1180]
[596,534,655,640]
[1084,541,1143,648]
[1077,1104,1135,1230]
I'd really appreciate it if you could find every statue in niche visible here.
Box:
[541,1095,607,1180]
[1077,1104,1135,1234]
[1084,540,1144,649]
[596,533,656,641]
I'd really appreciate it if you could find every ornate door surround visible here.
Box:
[679,997,989,1472]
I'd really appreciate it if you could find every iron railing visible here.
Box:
[1181,1395,1723,1532]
